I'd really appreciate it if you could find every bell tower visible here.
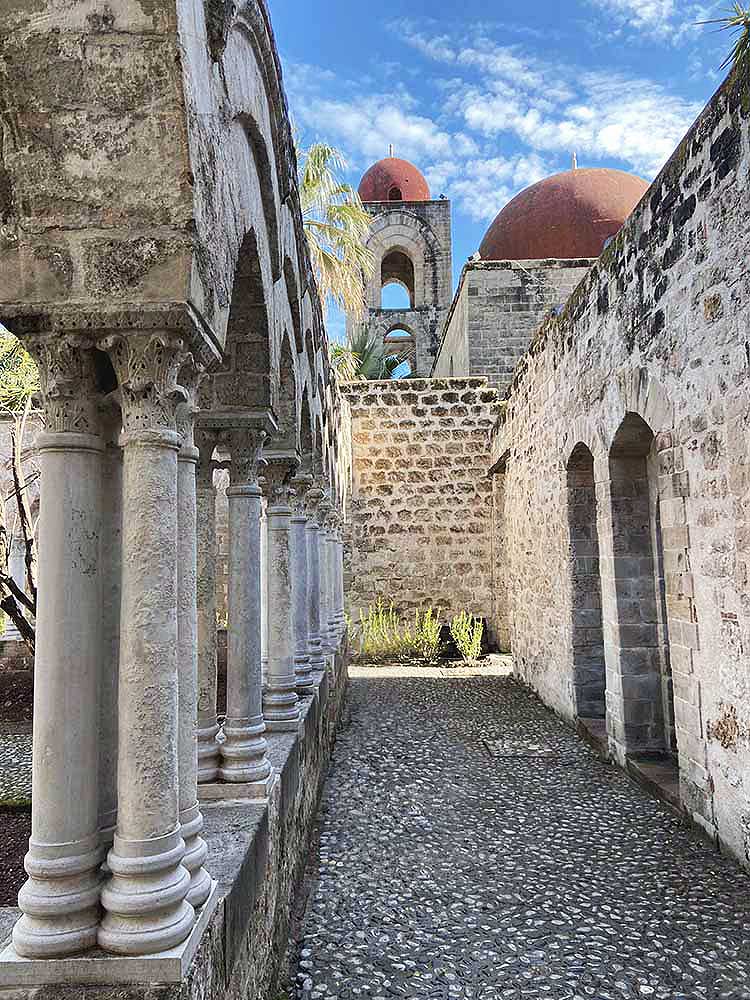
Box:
[349,154,452,376]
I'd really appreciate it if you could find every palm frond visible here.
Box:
[697,3,750,69]
[298,142,375,320]
[0,330,40,411]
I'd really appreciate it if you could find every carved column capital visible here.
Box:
[195,427,220,488]
[98,332,188,440]
[175,356,205,454]
[304,485,324,525]
[262,452,299,510]
[290,473,313,518]
[31,333,100,435]
[228,426,267,488]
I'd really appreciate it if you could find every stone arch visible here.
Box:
[566,442,605,725]
[203,228,273,411]
[299,385,314,474]
[272,328,299,450]
[236,115,282,283]
[381,246,416,308]
[365,213,442,309]
[604,411,676,758]
[284,257,304,354]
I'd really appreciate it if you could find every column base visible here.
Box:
[219,715,272,783]
[263,684,300,731]
[98,828,194,956]
[13,834,104,959]
[0,882,220,986]
[179,803,212,909]
[198,771,277,801]
[294,652,314,692]
[197,720,221,784]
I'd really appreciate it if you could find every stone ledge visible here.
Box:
[0,652,349,997]
[0,883,221,987]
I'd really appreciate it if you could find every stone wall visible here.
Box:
[344,378,503,636]
[492,66,750,864]
[352,200,453,375]
[434,260,593,392]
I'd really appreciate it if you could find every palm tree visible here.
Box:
[330,327,403,382]
[0,327,39,411]
[699,4,750,69]
[298,143,375,321]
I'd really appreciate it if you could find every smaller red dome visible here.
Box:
[358,157,430,202]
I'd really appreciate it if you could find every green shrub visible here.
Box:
[356,599,444,663]
[413,606,442,662]
[450,612,483,661]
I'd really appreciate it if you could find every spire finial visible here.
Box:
[572,151,578,170]
[388,143,394,158]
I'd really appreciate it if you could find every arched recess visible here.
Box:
[381,249,414,308]
[299,385,314,474]
[284,257,304,353]
[366,211,443,309]
[271,329,299,451]
[304,329,316,387]
[208,229,272,410]
[566,443,605,723]
[236,115,281,283]
[606,412,675,756]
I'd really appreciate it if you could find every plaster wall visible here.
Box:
[492,66,750,862]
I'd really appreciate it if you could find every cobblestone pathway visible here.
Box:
[0,733,31,804]
[295,666,750,1000]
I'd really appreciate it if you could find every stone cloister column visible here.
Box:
[176,390,211,908]
[327,510,345,640]
[195,429,220,783]
[290,473,314,692]
[13,336,105,959]
[97,332,195,956]
[262,453,301,730]
[99,404,123,852]
[316,490,334,657]
[260,500,269,686]
[219,426,273,786]
[333,514,346,640]
[305,484,326,674]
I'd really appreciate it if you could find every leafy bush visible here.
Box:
[450,612,484,662]
[356,599,444,663]
[413,607,442,662]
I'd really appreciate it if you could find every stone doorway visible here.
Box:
[605,413,676,764]
[566,444,606,730]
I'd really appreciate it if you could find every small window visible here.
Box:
[388,186,403,201]
[449,358,454,377]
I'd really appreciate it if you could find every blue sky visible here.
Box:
[273,0,730,340]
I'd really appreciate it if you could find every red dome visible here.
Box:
[479,168,649,261]
[358,157,430,202]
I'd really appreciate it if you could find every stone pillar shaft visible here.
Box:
[260,504,269,687]
[305,487,325,674]
[98,332,194,956]
[99,413,123,850]
[219,427,271,785]
[291,474,313,692]
[13,337,104,959]
[14,429,104,957]
[176,405,211,909]
[195,433,220,783]
[262,455,300,730]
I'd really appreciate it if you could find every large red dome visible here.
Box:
[479,168,649,261]
[358,157,430,202]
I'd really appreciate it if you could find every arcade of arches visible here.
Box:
[0,1,749,998]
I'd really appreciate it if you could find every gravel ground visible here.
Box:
[293,665,750,1000]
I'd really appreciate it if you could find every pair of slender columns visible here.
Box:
[13,332,211,960]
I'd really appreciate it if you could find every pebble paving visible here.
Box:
[0,733,31,803]
[295,668,750,1000]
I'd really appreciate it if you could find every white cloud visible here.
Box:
[586,0,676,35]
